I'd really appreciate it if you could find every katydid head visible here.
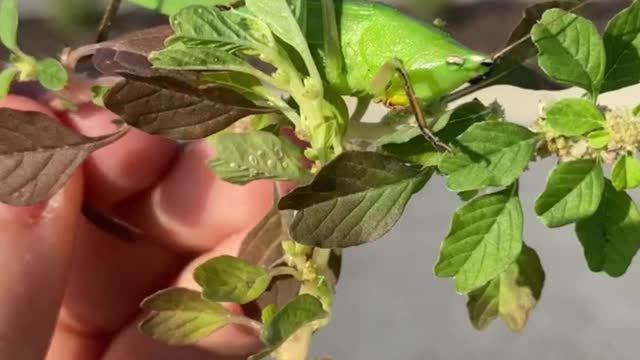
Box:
[383,52,493,107]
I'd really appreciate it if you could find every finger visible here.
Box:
[44,324,103,360]
[114,140,274,253]
[0,94,57,118]
[0,96,84,359]
[63,103,178,208]
[103,233,262,360]
[57,142,272,337]
[0,170,84,359]
[58,218,185,335]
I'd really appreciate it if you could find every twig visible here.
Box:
[96,0,122,43]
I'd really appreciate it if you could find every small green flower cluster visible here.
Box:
[534,106,640,164]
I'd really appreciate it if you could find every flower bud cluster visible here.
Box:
[533,106,640,163]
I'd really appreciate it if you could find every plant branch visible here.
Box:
[96,0,122,43]
[270,266,302,280]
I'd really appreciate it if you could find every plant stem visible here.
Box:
[270,266,302,280]
[96,0,122,43]
[274,326,314,360]
[273,248,332,360]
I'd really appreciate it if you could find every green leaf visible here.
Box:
[150,43,263,78]
[457,190,479,202]
[127,0,238,16]
[544,98,605,136]
[380,136,441,167]
[167,5,275,56]
[279,151,432,248]
[245,0,303,51]
[261,294,327,347]
[587,129,610,149]
[35,58,68,91]
[208,131,311,185]
[532,9,606,96]
[0,66,18,99]
[434,186,524,294]
[373,125,420,147]
[140,287,231,345]
[612,154,640,191]
[535,159,604,228]
[437,99,489,143]
[576,179,640,277]
[91,85,109,107]
[261,304,277,326]
[193,255,271,304]
[439,122,539,192]
[245,0,320,82]
[0,0,18,52]
[467,244,545,331]
[602,0,640,93]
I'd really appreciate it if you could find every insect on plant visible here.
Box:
[3,0,640,359]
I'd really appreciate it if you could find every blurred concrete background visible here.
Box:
[6,1,640,359]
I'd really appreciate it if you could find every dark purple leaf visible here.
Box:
[104,75,272,140]
[0,108,127,206]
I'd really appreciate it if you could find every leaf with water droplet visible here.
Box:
[208,130,311,184]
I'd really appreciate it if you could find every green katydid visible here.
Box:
[305,0,587,150]
[307,0,493,150]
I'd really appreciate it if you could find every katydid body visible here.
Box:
[309,0,492,107]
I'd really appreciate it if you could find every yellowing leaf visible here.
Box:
[467,245,545,331]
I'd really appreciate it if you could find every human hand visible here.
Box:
[0,94,275,360]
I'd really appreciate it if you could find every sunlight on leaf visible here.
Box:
[140,287,231,345]
[439,122,539,192]
[544,98,605,136]
[194,255,272,304]
[612,154,640,191]
[532,9,606,97]
[535,159,604,227]
[435,186,523,294]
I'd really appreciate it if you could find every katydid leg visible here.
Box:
[372,58,451,152]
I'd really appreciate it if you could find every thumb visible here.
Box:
[0,96,84,359]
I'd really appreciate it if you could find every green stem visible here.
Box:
[270,266,302,280]
[273,248,332,360]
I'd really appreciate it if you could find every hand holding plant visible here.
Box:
[2,0,640,359]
